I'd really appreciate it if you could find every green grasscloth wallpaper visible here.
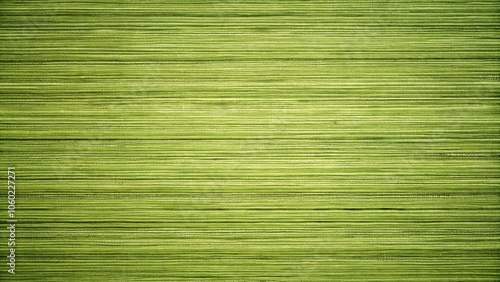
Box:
[0,1,499,281]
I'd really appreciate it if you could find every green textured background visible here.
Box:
[1,0,499,281]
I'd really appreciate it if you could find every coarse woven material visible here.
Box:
[0,1,499,281]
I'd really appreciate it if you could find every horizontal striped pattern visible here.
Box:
[0,0,499,281]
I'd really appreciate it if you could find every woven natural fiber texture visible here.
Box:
[0,1,499,281]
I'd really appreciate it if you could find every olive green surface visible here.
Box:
[0,1,499,281]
